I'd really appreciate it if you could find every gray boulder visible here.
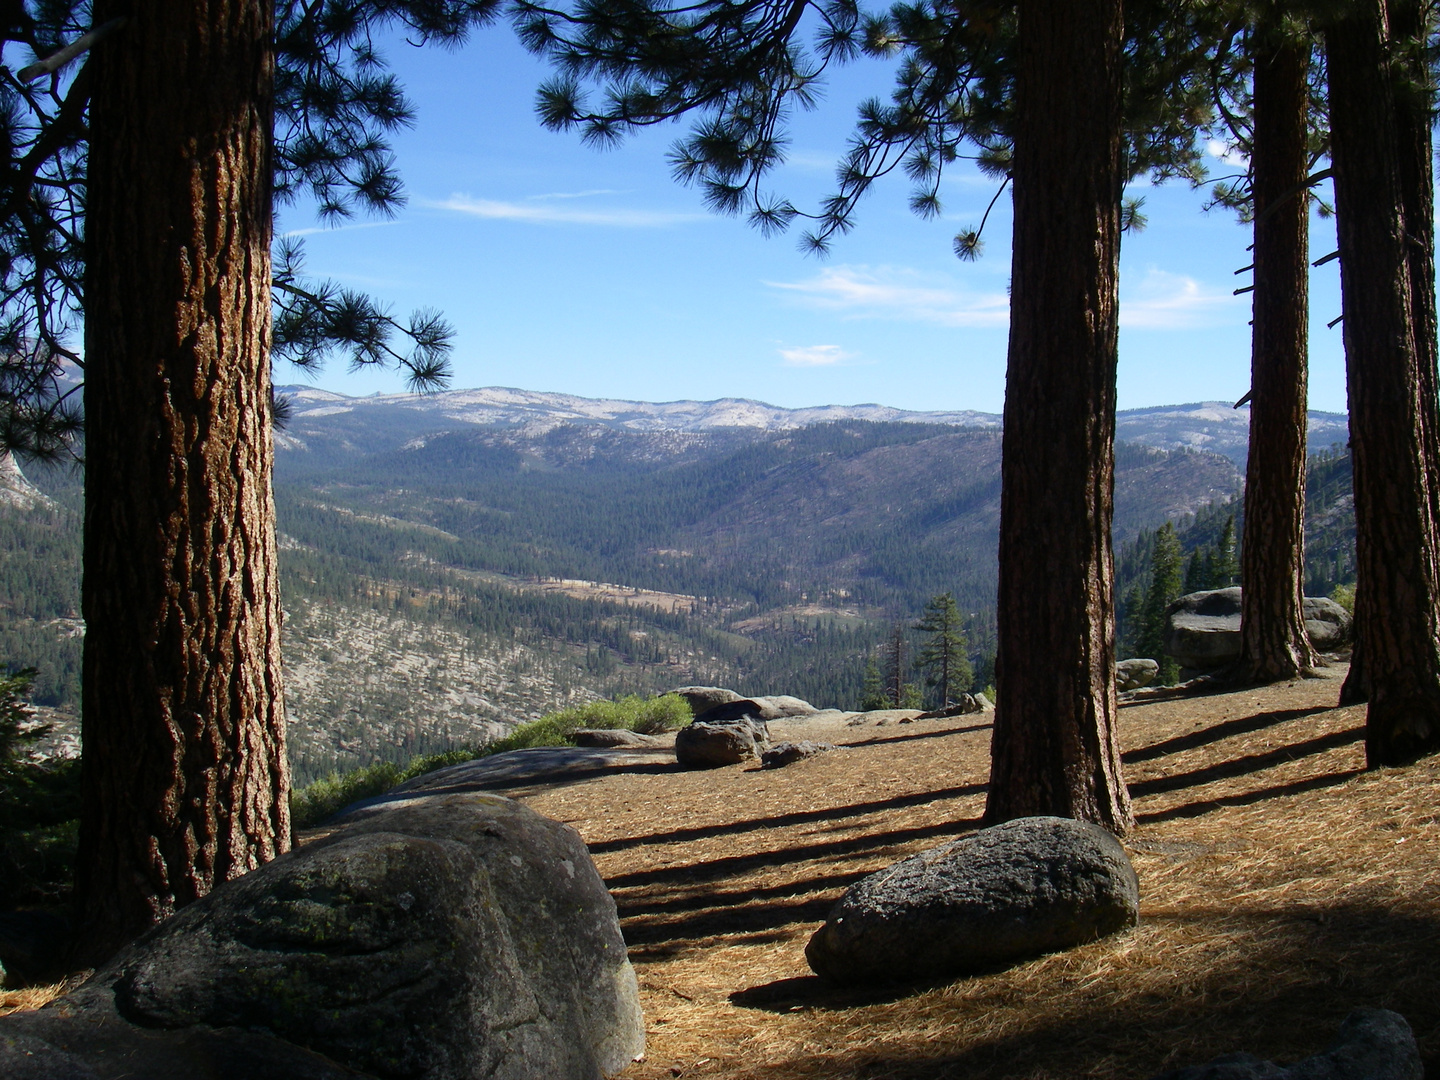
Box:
[675,717,769,768]
[805,816,1139,985]
[761,741,836,768]
[1,792,644,1080]
[570,727,660,748]
[1165,587,1244,671]
[694,695,817,723]
[916,695,989,720]
[1164,588,1354,672]
[1148,1008,1420,1080]
[668,686,744,716]
[1303,596,1353,652]
[1116,658,1160,691]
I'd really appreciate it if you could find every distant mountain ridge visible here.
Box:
[276,384,1348,467]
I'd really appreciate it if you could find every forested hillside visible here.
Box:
[0,412,1345,785]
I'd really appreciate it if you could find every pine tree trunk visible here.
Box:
[1326,1,1440,766]
[1236,27,1318,682]
[986,0,1132,834]
[77,0,288,957]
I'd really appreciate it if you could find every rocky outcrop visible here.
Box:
[0,792,644,1080]
[571,727,661,748]
[805,816,1139,985]
[1148,1008,1420,1080]
[668,686,744,716]
[675,717,770,768]
[693,696,817,724]
[1164,588,1353,672]
[761,741,836,768]
[1302,597,1352,653]
[1115,658,1159,691]
[915,694,991,720]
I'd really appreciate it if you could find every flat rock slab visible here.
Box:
[806,816,1139,985]
[379,745,676,799]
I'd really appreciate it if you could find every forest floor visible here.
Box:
[514,662,1438,1080]
[7,662,1439,1079]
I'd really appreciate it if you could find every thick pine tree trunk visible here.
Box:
[985,0,1131,834]
[77,0,288,957]
[1236,28,1318,683]
[1326,0,1440,766]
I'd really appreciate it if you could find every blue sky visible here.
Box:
[280,24,1350,415]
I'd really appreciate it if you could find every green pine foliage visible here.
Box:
[0,667,81,907]
[914,592,973,709]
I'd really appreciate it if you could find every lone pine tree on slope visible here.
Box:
[915,592,971,709]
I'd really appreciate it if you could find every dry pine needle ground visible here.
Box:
[6,664,1437,1080]
[519,664,1439,1080]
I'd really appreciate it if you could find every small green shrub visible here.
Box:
[289,693,690,829]
[1330,582,1356,615]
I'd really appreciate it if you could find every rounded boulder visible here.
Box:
[805,816,1139,985]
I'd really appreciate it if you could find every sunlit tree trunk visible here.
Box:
[1237,24,1318,682]
[77,0,288,959]
[986,0,1132,834]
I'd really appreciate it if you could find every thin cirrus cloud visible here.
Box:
[779,344,856,367]
[1120,267,1245,329]
[427,193,703,227]
[770,264,1241,332]
[766,265,1010,328]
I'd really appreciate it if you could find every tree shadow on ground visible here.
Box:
[1124,707,1333,764]
[590,784,986,855]
[718,905,1440,1079]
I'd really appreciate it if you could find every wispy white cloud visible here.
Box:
[280,220,403,239]
[528,188,630,201]
[1206,138,1250,169]
[780,344,856,367]
[766,265,1010,328]
[1120,267,1245,328]
[426,194,703,227]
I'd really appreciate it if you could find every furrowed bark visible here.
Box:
[1326,0,1440,766]
[1237,24,1318,683]
[986,0,1132,834]
[78,0,288,958]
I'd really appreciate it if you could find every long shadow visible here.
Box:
[605,815,983,892]
[589,783,987,855]
[622,893,842,946]
[1123,707,1332,764]
[848,721,993,748]
[1127,727,1363,798]
[617,867,873,920]
[1136,767,1365,824]
[714,905,1440,1079]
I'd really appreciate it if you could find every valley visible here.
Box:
[0,387,1353,784]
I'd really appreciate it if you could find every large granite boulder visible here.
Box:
[805,816,1139,985]
[668,686,744,716]
[1115,658,1160,691]
[1148,1008,1420,1080]
[694,695,817,724]
[675,717,769,768]
[1165,587,1244,671]
[0,792,644,1080]
[1302,596,1353,653]
[1164,588,1354,672]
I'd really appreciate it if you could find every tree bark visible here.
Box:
[986,0,1131,834]
[1326,0,1440,766]
[1236,25,1318,683]
[77,0,288,958]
